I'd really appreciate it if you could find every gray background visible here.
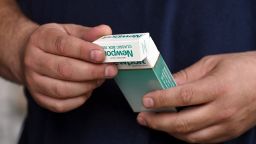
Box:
[0,78,26,144]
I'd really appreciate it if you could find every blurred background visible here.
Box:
[0,78,27,144]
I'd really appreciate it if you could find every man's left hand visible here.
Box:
[137,51,256,143]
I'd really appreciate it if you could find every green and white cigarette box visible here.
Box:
[94,33,177,112]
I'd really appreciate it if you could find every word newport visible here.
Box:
[103,45,134,58]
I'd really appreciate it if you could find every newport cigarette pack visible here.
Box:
[94,33,176,112]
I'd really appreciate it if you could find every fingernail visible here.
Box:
[137,115,147,126]
[90,50,104,62]
[143,97,154,108]
[105,65,117,78]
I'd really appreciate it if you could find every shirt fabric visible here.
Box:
[18,0,256,144]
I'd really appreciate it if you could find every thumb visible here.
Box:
[173,56,218,85]
[62,24,112,41]
[83,25,112,41]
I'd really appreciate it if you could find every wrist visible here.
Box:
[11,17,39,84]
[0,15,39,84]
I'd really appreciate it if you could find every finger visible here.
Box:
[142,75,221,109]
[173,56,220,85]
[33,92,90,113]
[33,28,106,63]
[27,71,100,99]
[137,104,226,134]
[26,48,117,81]
[62,24,112,41]
[173,124,234,144]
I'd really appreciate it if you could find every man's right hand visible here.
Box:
[23,23,117,113]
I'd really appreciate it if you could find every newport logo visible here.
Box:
[119,60,147,66]
[105,49,134,57]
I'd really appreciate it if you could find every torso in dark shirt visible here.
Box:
[18,0,256,144]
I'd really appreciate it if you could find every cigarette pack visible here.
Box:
[94,33,177,112]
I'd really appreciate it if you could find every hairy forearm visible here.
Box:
[0,0,39,84]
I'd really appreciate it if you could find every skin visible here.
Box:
[23,24,118,113]
[137,52,256,143]
[0,0,118,113]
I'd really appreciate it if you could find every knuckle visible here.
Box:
[201,55,214,63]
[179,87,193,105]
[45,23,60,28]
[201,55,214,66]
[55,35,66,55]
[174,118,191,133]
[41,23,60,32]
[200,55,219,70]
[179,70,189,82]
[57,62,73,79]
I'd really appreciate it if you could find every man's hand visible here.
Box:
[137,52,256,143]
[23,24,117,113]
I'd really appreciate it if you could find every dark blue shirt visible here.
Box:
[18,0,256,144]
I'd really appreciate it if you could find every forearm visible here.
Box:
[0,0,38,84]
